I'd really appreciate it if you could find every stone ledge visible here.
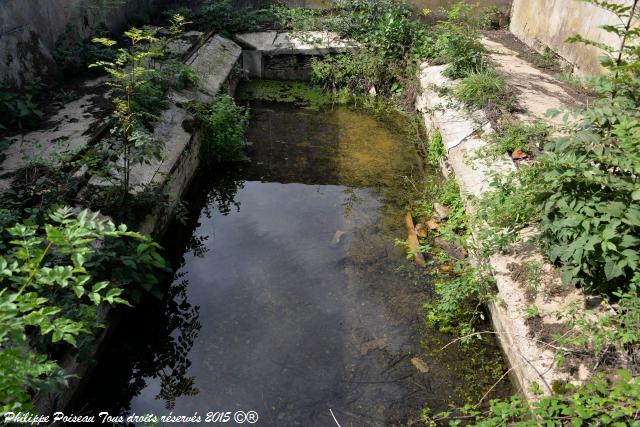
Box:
[234,31,358,79]
[235,31,358,55]
[416,61,591,401]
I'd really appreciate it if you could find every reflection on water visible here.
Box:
[75,103,509,425]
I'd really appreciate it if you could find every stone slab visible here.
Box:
[0,84,108,190]
[481,36,586,125]
[186,34,242,99]
[417,62,591,401]
[235,31,359,56]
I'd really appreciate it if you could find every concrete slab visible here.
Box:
[186,35,242,99]
[416,62,592,401]
[235,31,359,55]
[0,85,108,189]
[417,64,489,150]
[481,36,585,124]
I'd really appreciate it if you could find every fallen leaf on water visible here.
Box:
[360,338,386,355]
[411,357,430,373]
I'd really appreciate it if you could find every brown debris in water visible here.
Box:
[360,338,386,355]
[405,212,427,268]
[410,357,430,373]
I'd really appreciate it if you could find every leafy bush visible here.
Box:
[311,53,387,92]
[453,69,512,110]
[530,0,640,294]
[332,0,427,60]
[0,207,165,411]
[417,2,487,79]
[194,95,249,164]
[426,370,640,426]
[534,0,640,292]
[475,167,541,254]
[270,5,324,31]
[198,0,278,35]
[426,130,446,166]
[481,120,550,157]
[536,115,640,292]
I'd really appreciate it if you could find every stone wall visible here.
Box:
[0,0,158,87]
[510,0,636,75]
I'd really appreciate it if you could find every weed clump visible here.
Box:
[453,69,513,111]
[193,95,249,164]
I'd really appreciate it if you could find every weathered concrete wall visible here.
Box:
[0,0,157,87]
[235,31,358,80]
[510,0,636,75]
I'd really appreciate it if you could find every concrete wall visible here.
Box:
[0,0,157,87]
[510,0,635,75]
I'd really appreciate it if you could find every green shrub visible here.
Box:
[199,0,279,35]
[426,130,446,166]
[536,114,640,292]
[270,5,324,31]
[472,0,640,294]
[0,207,166,411]
[311,53,387,92]
[194,95,249,164]
[481,120,550,157]
[426,370,640,426]
[417,2,487,79]
[332,0,427,60]
[475,167,541,254]
[453,69,512,110]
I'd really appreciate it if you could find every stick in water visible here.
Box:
[329,409,341,427]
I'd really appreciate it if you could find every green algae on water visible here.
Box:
[236,80,349,110]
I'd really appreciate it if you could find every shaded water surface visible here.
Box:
[76,102,509,425]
